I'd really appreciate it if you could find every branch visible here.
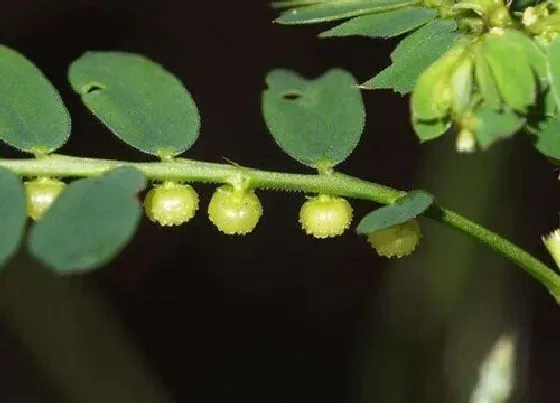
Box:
[2,154,559,301]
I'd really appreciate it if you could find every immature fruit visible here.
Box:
[299,194,352,239]
[144,182,199,226]
[24,177,66,221]
[208,185,263,235]
[367,219,421,258]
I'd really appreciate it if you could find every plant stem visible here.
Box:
[1,154,559,301]
[428,207,560,302]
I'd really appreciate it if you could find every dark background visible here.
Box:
[0,1,559,402]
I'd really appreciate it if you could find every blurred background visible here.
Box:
[0,0,559,402]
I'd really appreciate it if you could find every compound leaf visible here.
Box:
[262,69,365,169]
[69,52,200,158]
[0,45,70,154]
[29,166,145,273]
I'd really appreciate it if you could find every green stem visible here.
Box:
[1,154,559,301]
[427,207,560,302]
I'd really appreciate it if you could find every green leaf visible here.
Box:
[481,31,536,113]
[411,44,467,121]
[356,190,434,234]
[472,107,525,149]
[473,46,501,110]
[29,167,145,273]
[319,7,437,38]
[503,30,547,84]
[274,0,323,6]
[0,168,26,267]
[450,56,473,115]
[262,69,365,169]
[0,45,71,154]
[275,0,418,24]
[69,52,200,158]
[534,117,560,160]
[361,18,458,94]
[547,36,560,112]
[412,118,451,141]
[544,87,557,117]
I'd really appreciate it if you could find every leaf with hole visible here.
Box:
[356,190,434,234]
[361,18,458,94]
[262,69,365,169]
[319,7,437,38]
[0,167,26,268]
[0,45,70,154]
[275,0,418,24]
[68,52,200,158]
[29,166,145,273]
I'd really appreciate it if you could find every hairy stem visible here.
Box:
[1,154,559,301]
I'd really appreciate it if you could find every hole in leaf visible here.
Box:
[281,90,302,100]
[81,82,106,94]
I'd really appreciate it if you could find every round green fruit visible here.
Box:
[144,182,199,227]
[299,194,353,239]
[24,177,66,221]
[367,219,421,258]
[208,185,263,235]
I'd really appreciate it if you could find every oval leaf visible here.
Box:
[69,52,200,157]
[473,107,525,150]
[412,118,451,142]
[473,46,502,110]
[319,7,437,38]
[262,69,365,169]
[534,117,560,161]
[361,18,458,94]
[547,36,560,112]
[482,32,536,113]
[29,166,145,273]
[505,30,547,84]
[0,45,71,154]
[356,190,434,234]
[275,0,417,24]
[411,44,467,121]
[0,167,26,267]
